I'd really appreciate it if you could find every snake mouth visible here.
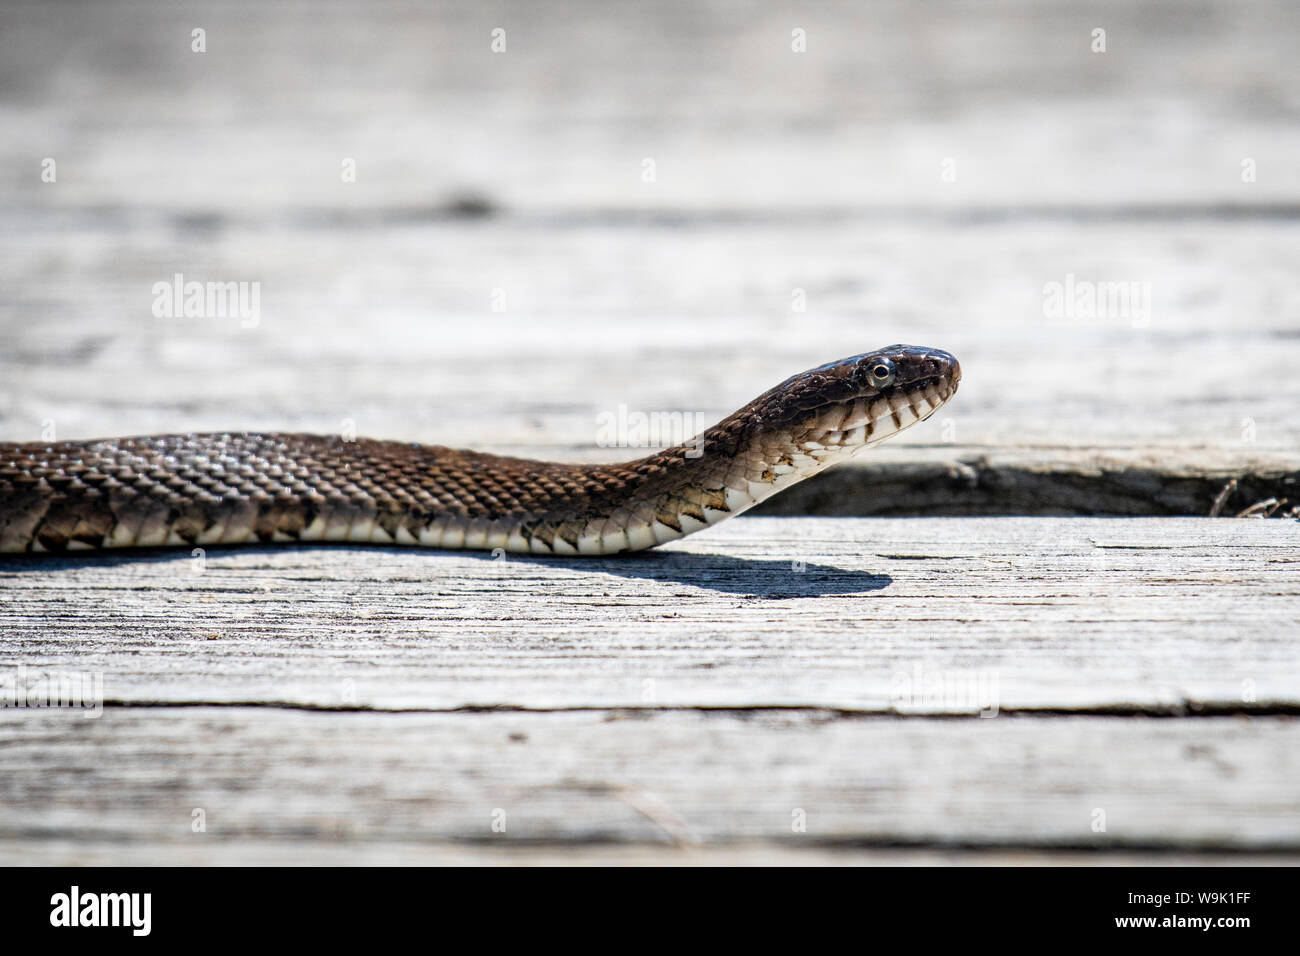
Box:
[826,382,953,450]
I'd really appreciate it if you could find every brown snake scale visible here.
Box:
[0,345,959,555]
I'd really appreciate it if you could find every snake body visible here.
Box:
[0,345,959,555]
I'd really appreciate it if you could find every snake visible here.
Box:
[0,345,959,556]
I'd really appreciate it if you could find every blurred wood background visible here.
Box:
[0,0,1297,864]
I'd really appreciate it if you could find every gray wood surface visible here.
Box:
[2,517,1297,863]
[3,218,1298,490]
[1,0,1298,863]
[3,842,1289,867]
[1,710,1296,858]
[2,518,1297,712]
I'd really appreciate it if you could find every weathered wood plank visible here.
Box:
[2,518,1296,711]
[1,709,1295,856]
[3,0,1298,210]
[756,449,1300,518]
[5,841,1293,867]
[3,220,1298,469]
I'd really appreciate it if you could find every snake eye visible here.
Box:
[865,358,896,389]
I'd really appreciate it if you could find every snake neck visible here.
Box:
[593,376,951,551]
[590,407,876,552]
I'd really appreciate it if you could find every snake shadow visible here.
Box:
[472,550,892,598]
[0,546,891,599]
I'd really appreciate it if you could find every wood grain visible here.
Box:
[1,708,1295,861]
[2,518,1296,712]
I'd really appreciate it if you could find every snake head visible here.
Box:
[846,345,961,400]
[739,345,961,459]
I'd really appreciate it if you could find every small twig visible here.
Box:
[1264,497,1289,518]
[613,787,699,848]
[1209,478,1237,517]
[1235,497,1278,519]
